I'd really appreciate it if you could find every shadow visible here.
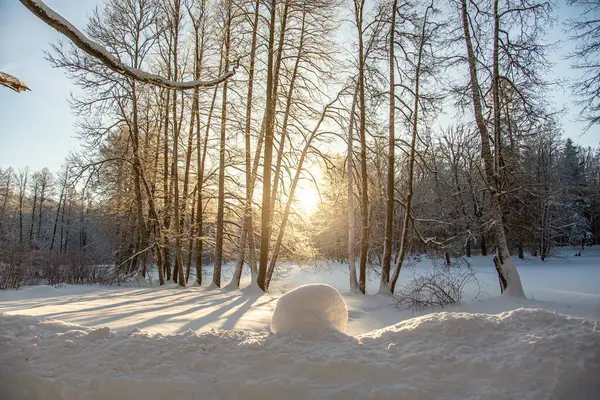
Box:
[348,310,366,321]
[176,295,251,332]
[220,295,277,330]
[1,284,285,335]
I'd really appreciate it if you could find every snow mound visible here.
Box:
[1,309,599,399]
[270,283,348,338]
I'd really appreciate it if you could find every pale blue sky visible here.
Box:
[0,0,597,174]
[0,0,101,172]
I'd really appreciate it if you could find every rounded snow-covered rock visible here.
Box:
[270,283,348,339]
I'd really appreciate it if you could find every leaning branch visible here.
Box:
[19,0,236,90]
[0,71,30,92]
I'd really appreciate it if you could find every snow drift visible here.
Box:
[1,308,599,400]
[270,283,348,338]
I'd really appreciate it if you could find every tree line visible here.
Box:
[1,0,598,294]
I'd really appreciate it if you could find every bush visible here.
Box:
[395,259,479,310]
[0,245,113,289]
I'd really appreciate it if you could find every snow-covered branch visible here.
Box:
[0,71,30,92]
[19,0,237,90]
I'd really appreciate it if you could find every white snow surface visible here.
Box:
[270,283,348,338]
[1,250,600,398]
[1,308,598,399]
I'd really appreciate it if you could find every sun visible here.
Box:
[295,186,320,215]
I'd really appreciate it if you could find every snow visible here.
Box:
[1,308,598,399]
[270,283,348,338]
[0,249,600,398]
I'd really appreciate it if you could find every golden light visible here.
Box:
[295,186,320,215]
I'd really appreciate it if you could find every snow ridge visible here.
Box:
[1,308,599,400]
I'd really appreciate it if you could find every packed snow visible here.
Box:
[270,283,348,338]
[1,249,600,399]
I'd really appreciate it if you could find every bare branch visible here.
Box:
[19,0,237,90]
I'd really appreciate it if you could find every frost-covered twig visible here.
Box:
[19,0,237,90]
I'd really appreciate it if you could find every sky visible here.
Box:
[0,0,598,175]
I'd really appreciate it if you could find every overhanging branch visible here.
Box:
[19,0,237,90]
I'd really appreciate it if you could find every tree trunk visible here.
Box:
[354,0,369,295]
[29,179,38,246]
[171,0,185,287]
[348,87,359,292]
[268,0,291,217]
[460,0,524,296]
[389,4,432,294]
[162,88,172,281]
[227,0,260,290]
[213,1,232,288]
[257,0,278,292]
[18,170,28,248]
[380,0,397,293]
[196,79,220,287]
[50,170,67,252]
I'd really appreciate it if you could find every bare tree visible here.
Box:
[566,0,600,127]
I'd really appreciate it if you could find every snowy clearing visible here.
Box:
[1,252,598,335]
[1,251,600,399]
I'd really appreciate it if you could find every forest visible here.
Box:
[0,0,599,295]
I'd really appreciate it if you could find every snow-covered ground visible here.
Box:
[1,249,599,399]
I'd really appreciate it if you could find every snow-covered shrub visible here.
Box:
[271,283,348,339]
[396,262,479,310]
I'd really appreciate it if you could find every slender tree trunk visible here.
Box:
[354,0,369,294]
[213,1,232,288]
[37,179,47,240]
[389,4,431,294]
[182,100,196,280]
[183,2,206,285]
[380,0,397,293]
[189,0,207,286]
[460,0,524,296]
[50,171,67,252]
[0,172,12,236]
[18,171,28,248]
[196,79,220,286]
[162,89,172,281]
[227,0,260,289]
[169,0,185,286]
[257,0,278,291]
[131,78,148,276]
[29,180,38,246]
[268,0,292,216]
[62,194,71,254]
[186,187,197,283]
[348,87,359,292]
